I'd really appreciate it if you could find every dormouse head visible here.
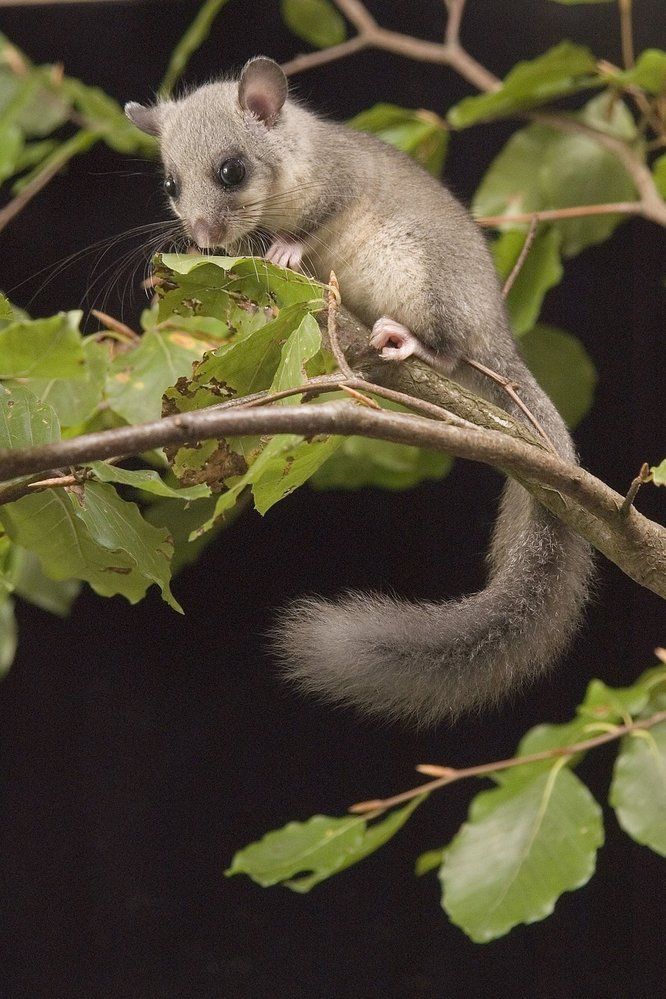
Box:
[125,57,289,250]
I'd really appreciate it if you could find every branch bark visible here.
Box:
[1,305,664,600]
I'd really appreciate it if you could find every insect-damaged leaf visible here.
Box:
[0,486,180,610]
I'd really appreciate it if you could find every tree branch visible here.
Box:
[281,0,500,93]
[349,707,666,815]
[1,372,664,599]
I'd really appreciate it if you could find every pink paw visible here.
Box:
[265,236,304,272]
[370,317,420,362]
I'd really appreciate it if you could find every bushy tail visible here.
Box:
[273,483,590,725]
[272,368,593,726]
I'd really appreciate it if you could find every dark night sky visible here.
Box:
[0,2,665,997]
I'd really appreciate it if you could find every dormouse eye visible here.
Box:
[164,175,179,198]
[218,157,246,188]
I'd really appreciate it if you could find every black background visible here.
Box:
[0,2,665,997]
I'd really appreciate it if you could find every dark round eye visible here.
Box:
[218,157,246,188]
[164,175,179,198]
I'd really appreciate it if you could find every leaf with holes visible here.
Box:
[74,482,181,612]
[0,491,150,604]
[0,382,60,448]
[107,330,206,424]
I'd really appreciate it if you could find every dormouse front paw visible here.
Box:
[264,236,304,272]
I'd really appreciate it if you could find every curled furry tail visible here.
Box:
[273,477,593,727]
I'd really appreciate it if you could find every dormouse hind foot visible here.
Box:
[264,236,304,272]
[370,317,455,375]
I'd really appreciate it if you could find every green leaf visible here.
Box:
[578,676,651,722]
[22,337,107,428]
[89,462,211,501]
[608,49,666,95]
[651,459,666,485]
[518,323,596,427]
[440,763,604,942]
[493,226,563,334]
[11,547,80,616]
[107,330,206,424]
[448,42,600,128]
[541,95,638,255]
[0,293,12,319]
[0,596,17,676]
[349,103,448,176]
[193,302,314,397]
[0,382,60,447]
[226,796,423,892]
[159,0,232,97]
[60,77,156,155]
[610,722,666,857]
[473,93,637,256]
[157,253,324,313]
[251,433,343,515]
[415,848,445,877]
[0,490,152,605]
[0,122,22,183]
[281,0,347,49]
[74,482,181,612]
[0,311,85,379]
[652,152,666,198]
[517,715,595,759]
[312,435,452,491]
[143,494,224,576]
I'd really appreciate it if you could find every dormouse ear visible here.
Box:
[124,101,162,137]
[238,57,287,128]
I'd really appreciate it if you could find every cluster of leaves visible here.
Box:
[226,663,666,943]
[0,252,455,670]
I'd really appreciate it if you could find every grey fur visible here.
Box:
[129,58,593,725]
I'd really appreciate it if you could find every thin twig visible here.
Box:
[91,310,140,343]
[619,461,651,517]
[327,271,354,378]
[444,0,467,47]
[501,214,538,297]
[348,708,666,815]
[224,374,476,428]
[530,112,666,228]
[477,202,643,228]
[618,0,635,70]
[281,0,499,92]
[464,356,558,453]
[0,130,99,235]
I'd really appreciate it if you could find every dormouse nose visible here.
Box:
[190,218,226,250]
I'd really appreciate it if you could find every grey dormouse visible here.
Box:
[125,57,593,726]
